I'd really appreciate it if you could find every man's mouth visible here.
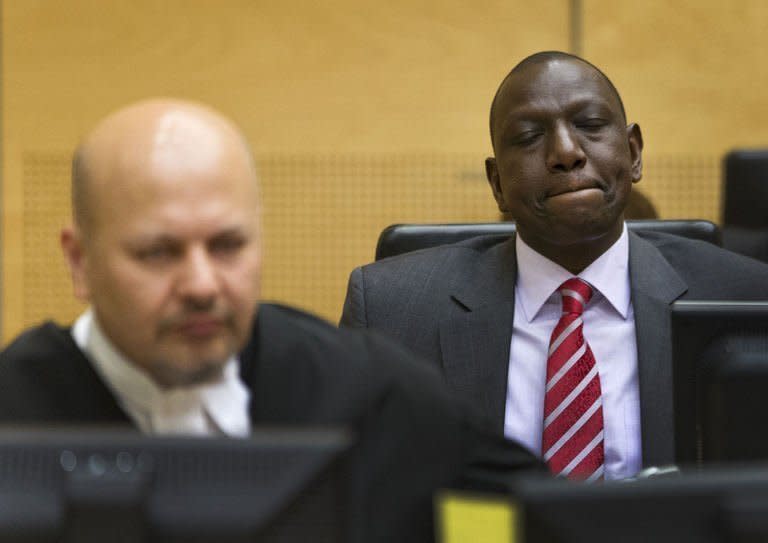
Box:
[547,178,603,198]
[176,317,225,338]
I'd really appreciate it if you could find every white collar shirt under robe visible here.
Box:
[72,309,251,437]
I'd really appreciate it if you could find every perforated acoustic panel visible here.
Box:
[256,153,497,324]
[642,155,722,221]
[14,151,721,336]
[22,152,83,328]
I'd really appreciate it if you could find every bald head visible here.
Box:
[72,99,257,236]
[489,51,626,151]
[62,99,263,387]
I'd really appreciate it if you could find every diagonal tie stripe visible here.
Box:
[561,429,604,477]
[567,435,605,480]
[543,396,602,460]
[585,465,605,483]
[546,406,604,474]
[544,348,598,421]
[546,343,586,392]
[542,373,601,451]
[548,317,582,356]
[543,364,598,428]
[542,278,605,482]
[560,288,587,307]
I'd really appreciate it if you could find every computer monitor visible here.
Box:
[0,427,351,542]
[671,300,768,466]
[505,466,768,543]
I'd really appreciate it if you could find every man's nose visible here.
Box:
[178,247,219,304]
[546,123,586,172]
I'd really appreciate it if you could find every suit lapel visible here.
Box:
[629,232,687,467]
[403,231,689,463]
[439,237,517,433]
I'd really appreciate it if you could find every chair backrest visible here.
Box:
[375,220,722,260]
[723,149,768,229]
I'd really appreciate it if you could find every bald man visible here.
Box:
[0,99,540,543]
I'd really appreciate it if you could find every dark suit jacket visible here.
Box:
[0,302,541,543]
[341,231,768,468]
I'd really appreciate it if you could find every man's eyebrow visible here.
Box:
[210,226,250,240]
[567,97,615,113]
[122,234,179,248]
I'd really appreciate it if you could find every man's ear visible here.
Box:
[60,225,91,302]
[485,157,509,212]
[627,123,643,183]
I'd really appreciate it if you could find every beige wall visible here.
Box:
[2,0,767,340]
[584,0,768,219]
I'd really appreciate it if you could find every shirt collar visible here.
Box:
[515,223,631,321]
[72,309,250,436]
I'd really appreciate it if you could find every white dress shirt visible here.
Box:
[72,309,251,437]
[504,224,642,480]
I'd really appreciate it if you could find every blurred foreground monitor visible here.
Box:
[506,467,768,543]
[0,428,350,542]
[440,466,768,543]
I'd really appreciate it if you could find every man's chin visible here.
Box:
[150,343,236,388]
[151,358,229,389]
[546,209,623,241]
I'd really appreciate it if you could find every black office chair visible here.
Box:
[375,220,722,261]
[723,150,768,229]
[721,149,768,263]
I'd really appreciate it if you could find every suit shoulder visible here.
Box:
[355,234,512,294]
[251,303,375,366]
[637,231,768,295]
[0,322,75,369]
[248,303,455,423]
[641,231,768,273]
[0,322,95,417]
[253,303,441,379]
[257,302,380,350]
[257,302,338,336]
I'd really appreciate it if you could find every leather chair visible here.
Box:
[723,149,768,229]
[375,220,722,261]
[721,150,768,263]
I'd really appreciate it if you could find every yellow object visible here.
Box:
[437,490,518,543]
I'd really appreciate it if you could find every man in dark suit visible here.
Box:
[342,51,768,479]
[0,99,540,542]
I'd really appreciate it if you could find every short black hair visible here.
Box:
[489,51,627,147]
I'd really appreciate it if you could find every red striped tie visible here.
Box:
[542,278,605,482]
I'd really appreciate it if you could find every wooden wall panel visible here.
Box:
[585,0,768,154]
[583,0,768,220]
[1,0,569,340]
